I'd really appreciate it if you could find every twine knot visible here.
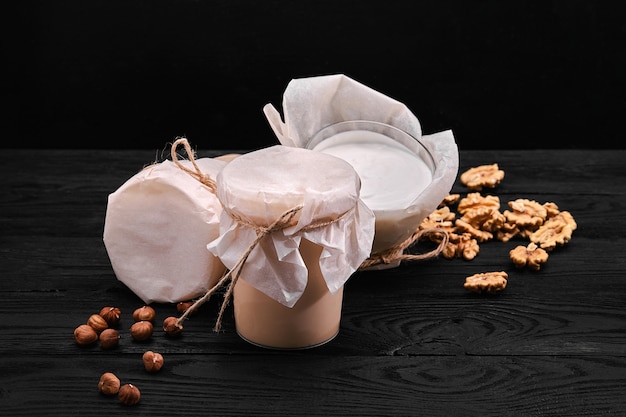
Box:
[176,205,304,332]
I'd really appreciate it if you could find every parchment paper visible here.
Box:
[263,74,459,254]
[208,145,375,307]
[103,158,226,304]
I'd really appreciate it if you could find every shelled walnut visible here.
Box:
[442,232,480,261]
[510,242,549,271]
[530,211,577,250]
[457,192,500,215]
[495,221,519,242]
[503,198,547,229]
[439,193,460,207]
[419,206,456,239]
[464,271,508,294]
[455,206,506,242]
[459,164,504,190]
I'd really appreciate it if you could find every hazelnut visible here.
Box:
[73,324,98,346]
[176,301,196,315]
[142,350,164,373]
[99,306,121,327]
[130,320,153,341]
[132,305,156,322]
[118,383,141,406]
[99,328,120,350]
[163,316,183,337]
[87,314,108,334]
[97,372,121,396]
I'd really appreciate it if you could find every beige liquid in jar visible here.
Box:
[233,238,343,349]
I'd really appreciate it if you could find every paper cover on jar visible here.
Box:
[263,74,459,254]
[207,145,376,308]
[103,158,227,304]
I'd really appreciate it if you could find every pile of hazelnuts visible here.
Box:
[73,305,185,348]
[73,304,191,406]
[96,349,164,406]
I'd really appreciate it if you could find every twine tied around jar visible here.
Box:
[166,137,450,332]
[176,205,303,332]
[176,204,360,332]
[359,228,450,269]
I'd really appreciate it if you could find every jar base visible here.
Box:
[236,329,339,350]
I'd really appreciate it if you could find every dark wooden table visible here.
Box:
[1,148,625,416]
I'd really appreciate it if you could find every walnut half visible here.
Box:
[529,211,577,251]
[442,232,480,260]
[460,164,505,191]
[510,242,549,271]
[464,271,508,294]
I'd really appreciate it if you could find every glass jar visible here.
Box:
[308,120,439,256]
[208,145,375,349]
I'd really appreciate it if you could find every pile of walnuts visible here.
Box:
[420,163,577,294]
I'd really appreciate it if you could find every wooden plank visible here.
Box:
[1,235,624,357]
[1,354,625,416]
[1,149,625,415]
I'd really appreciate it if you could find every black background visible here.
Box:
[9,0,626,150]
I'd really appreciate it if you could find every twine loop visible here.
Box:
[170,137,217,193]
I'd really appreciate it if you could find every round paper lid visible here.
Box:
[208,145,376,307]
[215,145,362,227]
[103,158,226,303]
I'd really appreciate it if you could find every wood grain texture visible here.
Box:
[1,149,625,416]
